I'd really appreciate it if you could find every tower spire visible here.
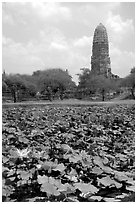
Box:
[91,23,111,77]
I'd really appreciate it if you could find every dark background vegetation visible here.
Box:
[2,67,135,103]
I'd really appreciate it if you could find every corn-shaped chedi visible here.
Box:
[91,23,111,78]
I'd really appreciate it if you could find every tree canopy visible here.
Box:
[35,69,76,94]
[120,67,135,98]
[77,68,119,101]
[3,66,135,102]
[3,68,76,102]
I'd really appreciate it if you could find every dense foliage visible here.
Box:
[3,74,37,102]
[33,69,76,94]
[77,67,135,100]
[120,67,135,99]
[2,104,135,202]
[3,66,135,102]
[77,68,119,101]
[2,69,76,102]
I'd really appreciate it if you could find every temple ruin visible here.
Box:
[91,23,119,79]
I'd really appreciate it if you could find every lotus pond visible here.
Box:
[2,104,135,202]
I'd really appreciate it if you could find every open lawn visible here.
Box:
[2,99,135,108]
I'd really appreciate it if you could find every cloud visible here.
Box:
[103,2,121,11]
[73,36,92,47]
[2,36,44,74]
[2,36,13,45]
[2,9,15,25]
[31,2,71,20]
[50,42,68,51]
[110,42,122,56]
[3,36,27,56]
[109,42,135,77]
[106,11,134,44]
[107,11,134,33]
[74,2,121,28]
[2,2,72,30]
[2,30,90,83]
[38,28,69,52]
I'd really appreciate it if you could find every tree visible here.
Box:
[77,68,91,99]
[120,67,135,99]
[3,74,37,102]
[23,81,37,97]
[77,68,118,101]
[77,68,91,89]
[4,74,27,102]
[35,68,76,100]
[2,71,8,92]
[87,75,116,101]
[2,69,76,102]
[2,80,8,92]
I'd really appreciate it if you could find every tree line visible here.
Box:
[77,67,135,101]
[2,69,76,103]
[2,67,135,103]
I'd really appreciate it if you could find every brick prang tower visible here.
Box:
[91,23,111,78]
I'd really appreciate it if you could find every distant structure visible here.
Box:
[2,69,6,80]
[91,23,119,79]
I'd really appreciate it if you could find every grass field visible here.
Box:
[2,99,135,108]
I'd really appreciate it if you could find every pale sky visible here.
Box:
[2,2,135,83]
